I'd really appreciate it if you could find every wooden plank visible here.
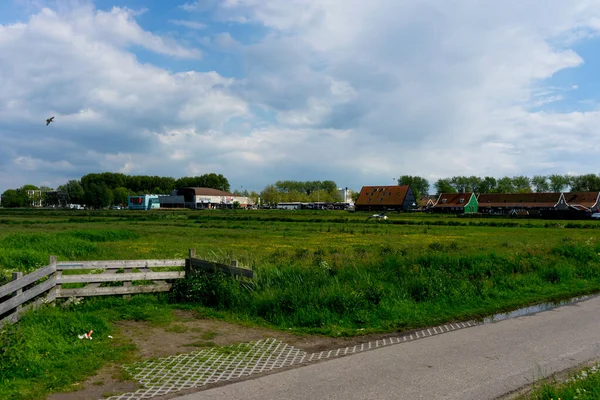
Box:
[57,271,185,284]
[139,265,167,286]
[0,289,56,328]
[0,264,56,299]
[0,277,56,315]
[85,269,117,290]
[57,259,185,270]
[190,258,254,278]
[58,284,172,298]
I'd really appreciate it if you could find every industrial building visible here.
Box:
[158,187,254,209]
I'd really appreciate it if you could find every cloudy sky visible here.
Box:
[1,0,600,193]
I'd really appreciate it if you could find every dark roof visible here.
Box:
[477,192,562,208]
[434,193,474,208]
[355,185,411,207]
[178,187,233,196]
[563,192,600,209]
[417,197,435,207]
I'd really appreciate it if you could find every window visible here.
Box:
[459,198,464,203]
[442,199,447,204]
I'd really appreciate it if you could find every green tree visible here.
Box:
[260,185,279,206]
[570,174,600,192]
[397,175,430,199]
[1,189,28,207]
[477,176,497,193]
[58,180,85,204]
[548,174,570,192]
[512,176,532,193]
[531,175,550,192]
[434,178,456,194]
[113,187,130,206]
[495,177,515,193]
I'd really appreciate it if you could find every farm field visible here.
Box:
[1,208,600,399]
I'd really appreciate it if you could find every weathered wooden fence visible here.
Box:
[0,249,253,327]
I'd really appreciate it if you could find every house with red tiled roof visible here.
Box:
[355,185,417,211]
[432,192,478,213]
[477,192,567,214]
[563,192,600,212]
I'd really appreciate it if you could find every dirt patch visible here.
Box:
[47,364,140,400]
[47,309,418,400]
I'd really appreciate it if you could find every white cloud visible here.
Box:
[3,0,600,193]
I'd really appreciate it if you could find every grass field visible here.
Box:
[1,208,600,399]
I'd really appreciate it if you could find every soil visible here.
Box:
[47,309,419,400]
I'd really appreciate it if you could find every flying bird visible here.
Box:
[366,211,388,221]
[46,116,54,126]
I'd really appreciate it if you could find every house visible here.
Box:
[563,192,600,213]
[26,190,43,208]
[128,194,162,210]
[166,187,255,209]
[477,193,567,214]
[417,197,436,210]
[432,192,478,213]
[354,185,417,212]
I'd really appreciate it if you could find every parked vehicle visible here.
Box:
[592,213,600,219]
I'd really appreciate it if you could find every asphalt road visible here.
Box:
[174,296,600,400]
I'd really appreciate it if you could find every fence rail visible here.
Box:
[0,249,253,327]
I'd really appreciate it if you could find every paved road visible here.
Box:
[174,296,600,400]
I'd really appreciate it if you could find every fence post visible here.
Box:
[12,272,23,311]
[186,248,196,275]
[230,260,239,280]
[49,256,59,301]
[123,266,132,301]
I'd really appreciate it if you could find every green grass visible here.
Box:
[0,295,172,400]
[1,209,600,398]
[522,364,600,399]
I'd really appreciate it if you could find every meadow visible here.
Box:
[1,208,600,398]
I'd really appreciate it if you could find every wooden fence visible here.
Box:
[0,249,253,327]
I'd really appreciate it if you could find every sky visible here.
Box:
[2,0,600,194]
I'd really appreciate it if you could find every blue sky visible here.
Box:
[2,0,600,194]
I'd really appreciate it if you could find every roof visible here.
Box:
[563,192,600,210]
[417,197,435,207]
[477,192,562,208]
[355,185,411,207]
[178,187,233,196]
[434,193,474,208]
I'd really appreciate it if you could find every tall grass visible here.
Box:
[0,229,139,284]
[172,240,600,335]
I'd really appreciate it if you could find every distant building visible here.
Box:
[355,185,417,212]
[433,192,478,214]
[26,190,43,208]
[277,202,303,210]
[128,194,162,210]
[337,187,354,203]
[160,187,254,209]
[563,192,600,213]
[417,197,435,210]
[477,193,567,214]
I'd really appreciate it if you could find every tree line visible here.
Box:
[259,180,344,205]
[1,172,231,208]
[398,174,600,198]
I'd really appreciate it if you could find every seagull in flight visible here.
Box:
[46,116,55,126]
